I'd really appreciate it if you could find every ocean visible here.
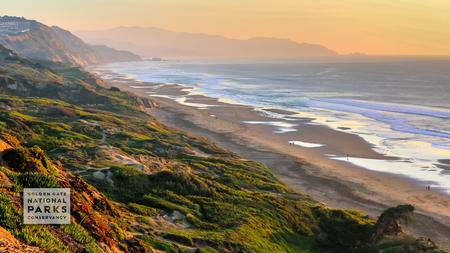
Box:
[95,58,450,194]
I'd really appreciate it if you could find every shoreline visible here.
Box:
[94,71,450,247]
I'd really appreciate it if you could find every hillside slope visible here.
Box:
[0,16,140,66]
[0,44,446,253]
[89,44,142,63]
[52,26,141,64]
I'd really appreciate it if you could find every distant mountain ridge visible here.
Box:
[51,25,141,65]
[76,26,338,58]
[0,16,140,66]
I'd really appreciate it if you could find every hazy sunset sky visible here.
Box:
[2,0,450,55]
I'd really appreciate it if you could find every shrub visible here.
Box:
[136,235,186,253]
[80,112,125,125]
[115,131,151,141]
[162,190,195,207]
[46,106,77,117]
[2,148,28,172]
[148,171,218,197]
[2,146,55,173]
[376,234,416,249]
[374,205,414,242]
[17,173,60,188]
[0,194,22,230]
[110,222,126,241]
[135,216,152,226]
[313,207,376,252]
[145,124,168,134]
[295,221,313,236]
[17,225,67,252]
[142,194,193,215]
[127,203,158,216]
[186,213,219,230]
[110,165,149,196]
[200,201,246,227]
[28,136,70,150]
[61,223,93,244]
[163,233,194,247]
[111,165,144,178]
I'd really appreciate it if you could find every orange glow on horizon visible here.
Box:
[2,0,450,55]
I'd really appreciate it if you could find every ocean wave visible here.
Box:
[315,99,450,119]
[97,60,450,194]
[308,99,450,141]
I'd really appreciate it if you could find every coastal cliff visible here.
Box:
[0,16,140,66]
[0,38,447,252]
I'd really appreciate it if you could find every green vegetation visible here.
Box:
[18,225,68,252]
[137,234,186,253]
[164,232,194,247]
[17,172,60,188]
[0,43,445,252]
[135,216,152,226]
[127,203,158,216]
[313,207,376,252]
[0,194,22,230]
[374,204,415,242]
[61,223,94,244]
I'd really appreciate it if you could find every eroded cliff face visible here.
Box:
[0,16,140,66]
[0,19,92,66]
[0,41,446,253]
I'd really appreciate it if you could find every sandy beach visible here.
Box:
[97,72,450,247]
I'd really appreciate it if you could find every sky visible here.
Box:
[2,0,450,55]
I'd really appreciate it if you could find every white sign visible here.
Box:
[23,188,71,224]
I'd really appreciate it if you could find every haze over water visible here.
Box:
[99,58,450,194]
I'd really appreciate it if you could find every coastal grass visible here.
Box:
[0,50,445,252]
